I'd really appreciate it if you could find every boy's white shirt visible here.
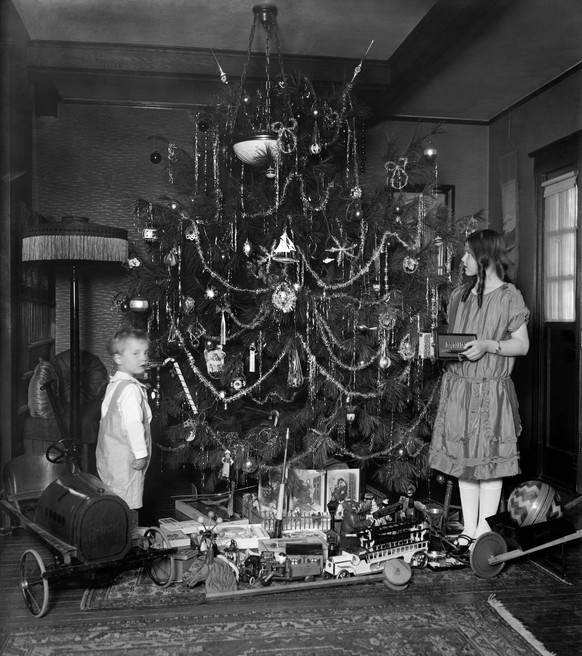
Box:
[101,371,152,459]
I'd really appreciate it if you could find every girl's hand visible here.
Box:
[460,340,490,361]
[132,457,148,470]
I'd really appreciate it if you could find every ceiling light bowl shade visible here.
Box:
[22,216,128,263]
[233,133,279,167]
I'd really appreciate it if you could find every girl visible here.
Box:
[429,229,530,547]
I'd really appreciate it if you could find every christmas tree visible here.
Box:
[116,6,475,497]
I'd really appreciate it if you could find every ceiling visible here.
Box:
[8,0,582,124]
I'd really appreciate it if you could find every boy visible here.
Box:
[96,328,152,531]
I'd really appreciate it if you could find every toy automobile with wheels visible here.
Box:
[1,439,177,617]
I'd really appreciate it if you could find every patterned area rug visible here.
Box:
[1,597,553,656]
[81,558,565,611]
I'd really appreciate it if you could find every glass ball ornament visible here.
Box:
[119,299,129,312]
[378,355,391,369]
[266,166,276,179]
[423,147,438,164]
[242,92,252,105]
[310,142,322,155]
[150,150,162,164]
[436,473,446,484]
[241,454,258,474]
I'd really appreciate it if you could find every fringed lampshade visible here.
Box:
[22,216,128,449]
[22,216,128,263]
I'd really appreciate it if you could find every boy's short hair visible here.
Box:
[107,328,150,356]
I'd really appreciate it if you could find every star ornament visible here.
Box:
[326,235,358,266]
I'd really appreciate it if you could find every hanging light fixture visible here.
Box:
[231,4,288,167]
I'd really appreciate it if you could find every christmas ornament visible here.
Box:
[379,307,397,331]
[197,119,210,132]
[150,151,162,164]
[423,147,438,164]
[230,374,247,391]
[398,334,414,360]
[402,255,419,274]
[128,297,149,312]
[378,354,392,369]
[384,157,409,189]
[310,122,322,155]
[205,286,217,299]
[164,357,198,415]
[265,166,276,179]
[243,239,253,257]
[142,224,159,243]
[272,282,296,313]
[184,223,197,241]
[127,256,142,269]
[164,248,179,267]
[507,480,562,527]
[273,229,297,263]
[204,344,225,378]
[182,296,196,314]
[221,450,233,479]
[287,348,304,387]
[241,453,258,474]
[248,342,256,372]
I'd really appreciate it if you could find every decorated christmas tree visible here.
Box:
[115,5,476,497]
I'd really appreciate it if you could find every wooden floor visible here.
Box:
[1,456,581,655]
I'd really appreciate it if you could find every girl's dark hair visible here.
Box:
[107,327,150,356]
[461,229,509,307]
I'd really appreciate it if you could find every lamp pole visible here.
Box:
[69,263,81,440]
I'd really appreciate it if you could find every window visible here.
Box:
[542,172,578,321]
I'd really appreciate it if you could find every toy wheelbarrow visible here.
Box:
[469,511,582,578]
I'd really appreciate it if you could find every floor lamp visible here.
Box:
[22,216,128,443]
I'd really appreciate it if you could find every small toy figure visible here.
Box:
[221,450,233,480]
[339,498,373,551]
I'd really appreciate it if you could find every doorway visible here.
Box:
[532,133,582,494]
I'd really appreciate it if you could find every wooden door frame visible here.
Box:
[531,131,582,494]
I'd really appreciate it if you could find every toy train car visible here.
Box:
[260,550,323,581]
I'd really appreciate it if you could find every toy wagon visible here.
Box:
[469,480,582,579]
[0,439,178,617]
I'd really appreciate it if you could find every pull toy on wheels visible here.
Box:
[469,480,582,579]
[1,440,178,617]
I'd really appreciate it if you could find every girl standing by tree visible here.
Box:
[429,229,530,547]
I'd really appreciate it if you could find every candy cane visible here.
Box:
[164,357,198,415]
